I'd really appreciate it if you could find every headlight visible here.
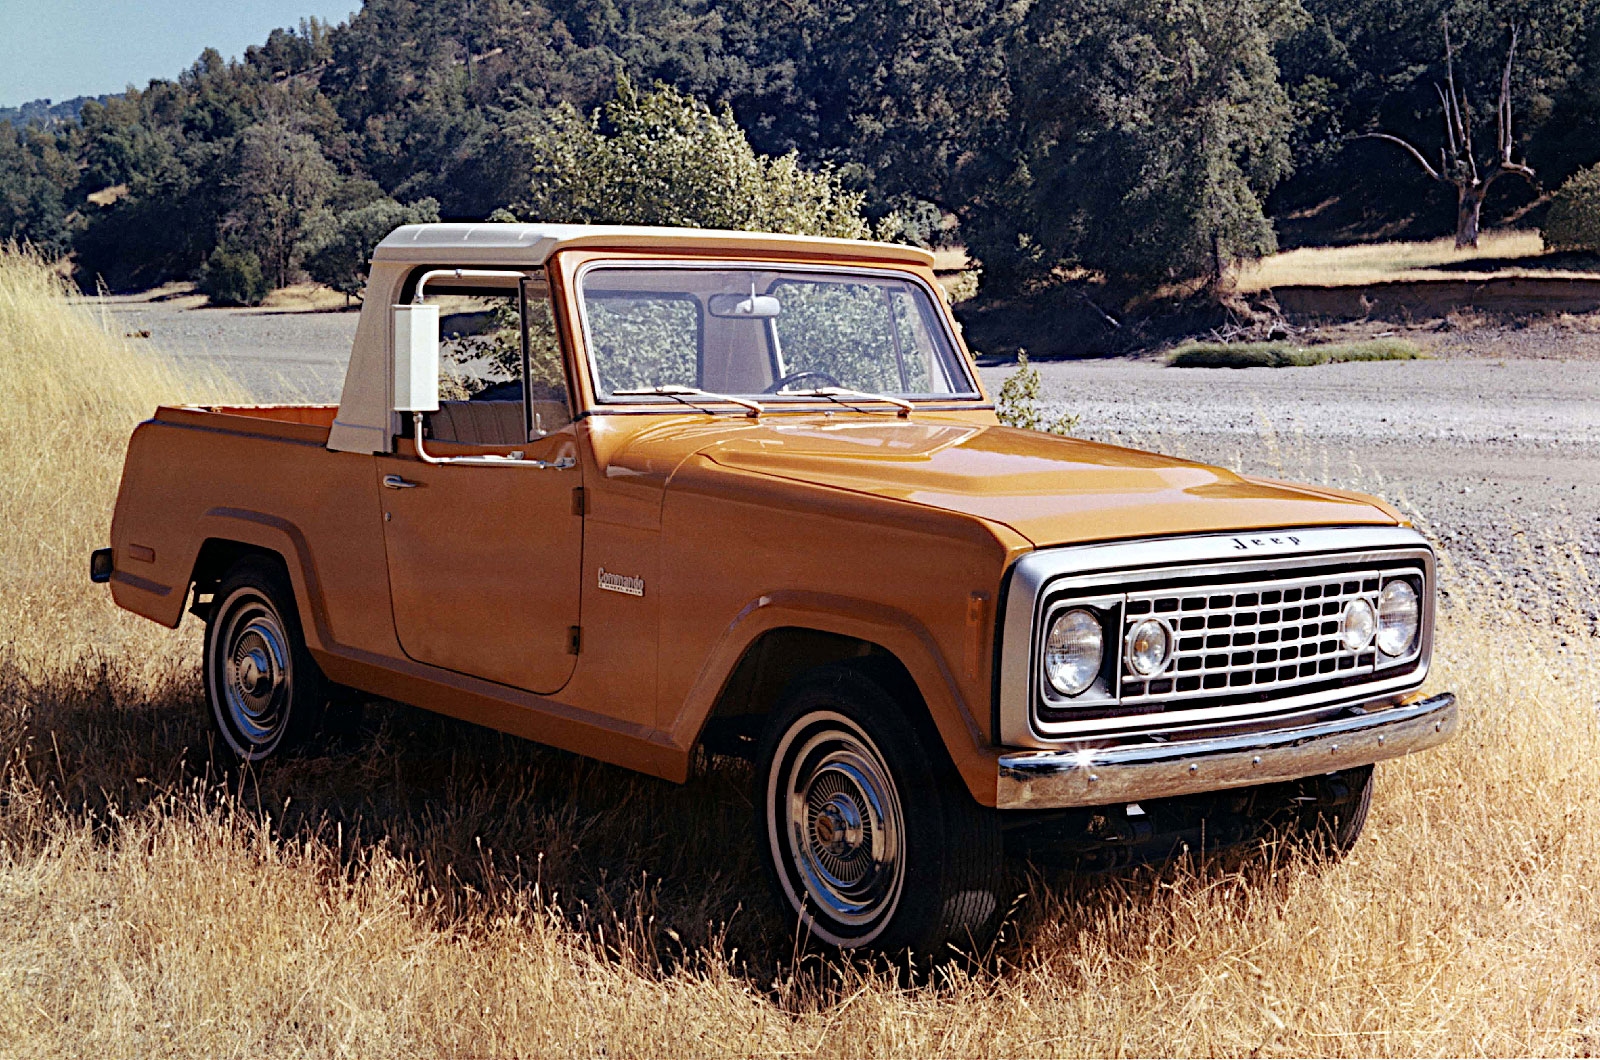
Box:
[1377,579,1420,656]
[1044,608,1103,696]
[1340,598,1377,652]
[1125,618,1174,677]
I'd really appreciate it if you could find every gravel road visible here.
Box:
[97,294,1598,626]
[97,291,358,402]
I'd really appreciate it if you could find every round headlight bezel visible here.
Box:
[1340,597,1377,653]
[1044,607,1104,697]
[1124,617,1175,678]
[1376,578,1421,657]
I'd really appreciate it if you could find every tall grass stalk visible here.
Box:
[0,249,1597,1056]
[0,246,244,685]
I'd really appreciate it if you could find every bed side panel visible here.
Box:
[107,413,393,656]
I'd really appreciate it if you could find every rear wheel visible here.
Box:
[758,662,1003,954]
[202,557,333,762]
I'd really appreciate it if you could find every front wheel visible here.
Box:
[1296,764,1374,855]
[758,662,1003,954]
[1263,765,1374,857]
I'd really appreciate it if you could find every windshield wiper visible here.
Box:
[612,385,763,418]
[789,386,913,419]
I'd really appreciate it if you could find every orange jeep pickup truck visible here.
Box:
[95,224,1456,952]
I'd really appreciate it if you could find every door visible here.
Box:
[375,273,584,695]
[376,435,582,694]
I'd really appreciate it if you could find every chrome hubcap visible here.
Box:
[813,795,864,857]
[778,719,905,928]
[217,598,291,747]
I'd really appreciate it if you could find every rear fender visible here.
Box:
[122,508,334,655]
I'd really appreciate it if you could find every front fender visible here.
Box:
[669,589,1003,806]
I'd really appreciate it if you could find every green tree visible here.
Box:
[0,124,73,256]
[963,0,1300,291]
[197,243,268,305]
[721,0,1011,226]
[74,138,232,290]
[1275,0,1599,238]
[1542,163,1600,250]
[299,196,441,297]
[509,79,880,238]
[222,118,338,288]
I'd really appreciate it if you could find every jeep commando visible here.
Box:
[95,224,1456,952]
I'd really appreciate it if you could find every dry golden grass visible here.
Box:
[2,247,1599,1056]
[1236,229,1598,292]
[0,247,244,684]
[260,281,359,311]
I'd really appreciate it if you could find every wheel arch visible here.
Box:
[184,509,332,653]
[674,591,998,805]
[696,627,906,754]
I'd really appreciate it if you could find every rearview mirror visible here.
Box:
[392,304,440,413]
[708,293,781,319]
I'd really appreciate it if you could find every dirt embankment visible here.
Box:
[955,239,1600,360]
[1270,276,1600,321]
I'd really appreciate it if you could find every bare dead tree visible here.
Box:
[1359,19,1536,249]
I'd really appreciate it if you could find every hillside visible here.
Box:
[3,0,1599,302]
[0,94,111,128]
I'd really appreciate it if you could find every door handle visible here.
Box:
[383,474,421,489]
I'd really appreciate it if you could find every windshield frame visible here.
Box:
[572,258,985,413]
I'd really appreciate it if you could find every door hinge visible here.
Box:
[567,625,582,655]
[571,486,586,516]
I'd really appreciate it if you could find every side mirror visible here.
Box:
[392,304,440,413]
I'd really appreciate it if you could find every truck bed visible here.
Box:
[163,404,341,439]
[107,402,389,650]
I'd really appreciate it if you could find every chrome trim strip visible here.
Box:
[996,692,1457,809]
[998,526,1437,747]
[410,412,579,469]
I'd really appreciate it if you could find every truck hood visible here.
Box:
[691,418,1398,547]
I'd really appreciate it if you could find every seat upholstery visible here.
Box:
[429,399,570,444]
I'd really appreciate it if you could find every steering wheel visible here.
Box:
[763,369,842,394]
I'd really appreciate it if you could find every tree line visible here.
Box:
[3,0,1599,304]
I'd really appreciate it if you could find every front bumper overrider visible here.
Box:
[996,692,1457,809]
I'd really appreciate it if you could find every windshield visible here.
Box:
[579,265,978,402]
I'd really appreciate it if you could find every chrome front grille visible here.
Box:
[1119,569,1385,703]
[999,527,1438,746]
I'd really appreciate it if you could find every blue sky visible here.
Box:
[1,1,357,108]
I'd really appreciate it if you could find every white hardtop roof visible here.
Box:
[372,222,936,267]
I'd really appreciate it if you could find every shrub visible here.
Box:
[995,351,1080,433]
[1542,164,1600,252]
[196,245,267,306]
[1166,338,1423,368]
[299,197,440,298]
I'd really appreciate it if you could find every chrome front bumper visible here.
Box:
[996,692,1457,809]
